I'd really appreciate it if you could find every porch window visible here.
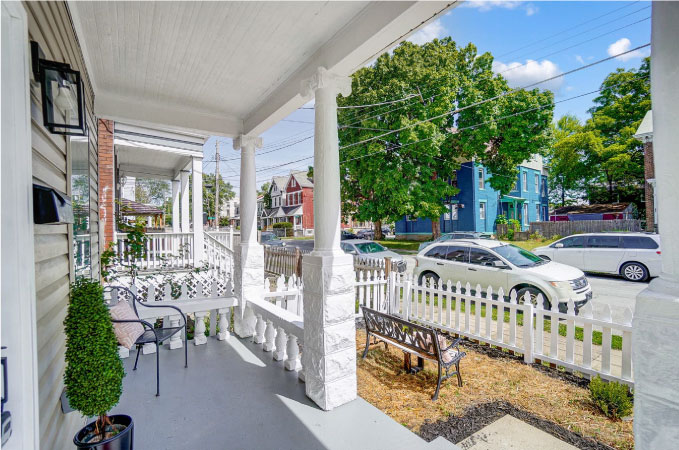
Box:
[478,168,484,190]
[479,202,486,220]
[535,203,540,221]
[522,172,527,191]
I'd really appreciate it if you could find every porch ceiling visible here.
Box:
[69,1,455,137]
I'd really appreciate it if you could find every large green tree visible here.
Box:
[585,57,650,203]
[337,38,553,238]
[135,178,170,205]
[203,173,235,219]
[546,115,601,206]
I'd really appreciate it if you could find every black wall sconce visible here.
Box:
[31,41,86,136]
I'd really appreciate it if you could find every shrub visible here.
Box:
[272,221,293,229]
[589,376,633,419]
[529,231,544,241]
[64,278,125,435]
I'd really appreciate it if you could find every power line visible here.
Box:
[495,1,642,59]
[496,16,650,77]
[339,44,650,151]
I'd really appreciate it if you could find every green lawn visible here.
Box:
[376,240,422,252]
[401,294,622,350]
[509,238,558,251]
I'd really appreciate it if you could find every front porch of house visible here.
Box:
[112,334,454,450]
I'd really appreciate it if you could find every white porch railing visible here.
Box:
[115,232,194,270]
[206,228,239,251]
[355,270,634,387]
[204,232,234,276]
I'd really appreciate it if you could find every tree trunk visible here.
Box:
[561,185,565,207]
[432,219,441,239]
[374,219,383,241]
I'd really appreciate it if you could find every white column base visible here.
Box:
[633,277,679,448]
[233,242,264,338]
[301,253,357,411]
[142,343,156,355]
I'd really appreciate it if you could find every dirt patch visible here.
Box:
[356,329,633,450]
[419,400,614,450]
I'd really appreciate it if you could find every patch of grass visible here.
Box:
[508,238,558,251]
[376,240,421,252]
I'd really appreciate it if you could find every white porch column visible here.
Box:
[171,179,180,232]
[633,3,679,449]
[300,67,356,411]
[232,134,264,337]
[180,170,190,233]
[192,157,204,265]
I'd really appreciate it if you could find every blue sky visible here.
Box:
[203,1,651,194]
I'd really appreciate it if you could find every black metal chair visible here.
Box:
[104,285,187,396]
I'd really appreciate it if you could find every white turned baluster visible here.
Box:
[194,312,207,345]
[169,315,183,349]
[254,314,266,344]
[263,320,276,352]
[273,327,287,361]
[217,308,230,341]
[285,334,301,371]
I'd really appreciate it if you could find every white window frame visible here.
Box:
[534,173,539,193]
[452,204,458,220]
[479,202,486,220]
[535,203,541,221]
[522,171,527,191]
[523,203,529,225]
[444,203,451,220]
[478,167,485,190]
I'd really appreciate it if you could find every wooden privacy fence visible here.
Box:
[264,246,308,277]
[529,219,642,238]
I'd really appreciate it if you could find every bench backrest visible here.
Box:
[362,307,439,361]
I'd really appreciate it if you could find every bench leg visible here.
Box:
[362,332,371,359]
[432,364,443,401]
[456,361,463,387]
[404,353,411,372]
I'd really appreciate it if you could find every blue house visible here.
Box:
[395,158,549,239]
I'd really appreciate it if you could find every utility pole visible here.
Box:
[215,140,220,231]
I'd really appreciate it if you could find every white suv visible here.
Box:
[413,239,592,312]
[533,233,661,282]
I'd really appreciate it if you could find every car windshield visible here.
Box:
[355,242,387,254]
[261,234,275,241]
[494,244,546,267]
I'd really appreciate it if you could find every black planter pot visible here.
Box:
[74,415,134,450]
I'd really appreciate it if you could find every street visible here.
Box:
[281,239,646,323]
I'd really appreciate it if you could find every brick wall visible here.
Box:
[98,119,115,246]
[302,187,314,230]
[644,141,655,232]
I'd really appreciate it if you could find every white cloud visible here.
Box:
[407,20,447,45]
[492,59,564,91]
[462,1,538,16]
[607,38,649,61]
[575,55,585,65]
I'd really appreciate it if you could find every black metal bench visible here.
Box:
[361,307,466,400]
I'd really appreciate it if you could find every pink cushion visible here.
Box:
[437,335,460,364]
[109,301,144,349]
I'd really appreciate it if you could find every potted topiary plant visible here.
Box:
[64,278,132,449]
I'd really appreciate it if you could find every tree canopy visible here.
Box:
[548,57,650,208]
[337,38,553,237]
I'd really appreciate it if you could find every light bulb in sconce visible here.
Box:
[54,85,75,113]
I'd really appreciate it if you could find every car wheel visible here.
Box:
[516,287,551,310]
[418,271,440,287]
[620,262,649,282]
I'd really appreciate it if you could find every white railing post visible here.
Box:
[217,308,230,341]
[273,327,287,361]
[622,307,633,381]
[263,320,276,352]
[254,314,266,344]
[194,311,207,345]
[285,334,301,371]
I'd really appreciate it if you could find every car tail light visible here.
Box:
[657,251,662,255]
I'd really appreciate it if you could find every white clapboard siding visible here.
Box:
[25,1,98,445]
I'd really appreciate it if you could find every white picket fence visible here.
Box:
[356,271,634,386]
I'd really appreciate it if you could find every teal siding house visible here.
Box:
[395,157,549,238]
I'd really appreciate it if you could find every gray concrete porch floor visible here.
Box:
[112,335,458,450]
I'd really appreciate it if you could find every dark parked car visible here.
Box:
[341,230,358,240]
[260,231,286,247]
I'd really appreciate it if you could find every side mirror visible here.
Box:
[555,243,564,248]
[492,260,508,269]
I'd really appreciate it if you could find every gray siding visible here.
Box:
[24,1,98,446]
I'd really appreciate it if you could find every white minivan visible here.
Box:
[533,233,661,282]
[413,239,592,312]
